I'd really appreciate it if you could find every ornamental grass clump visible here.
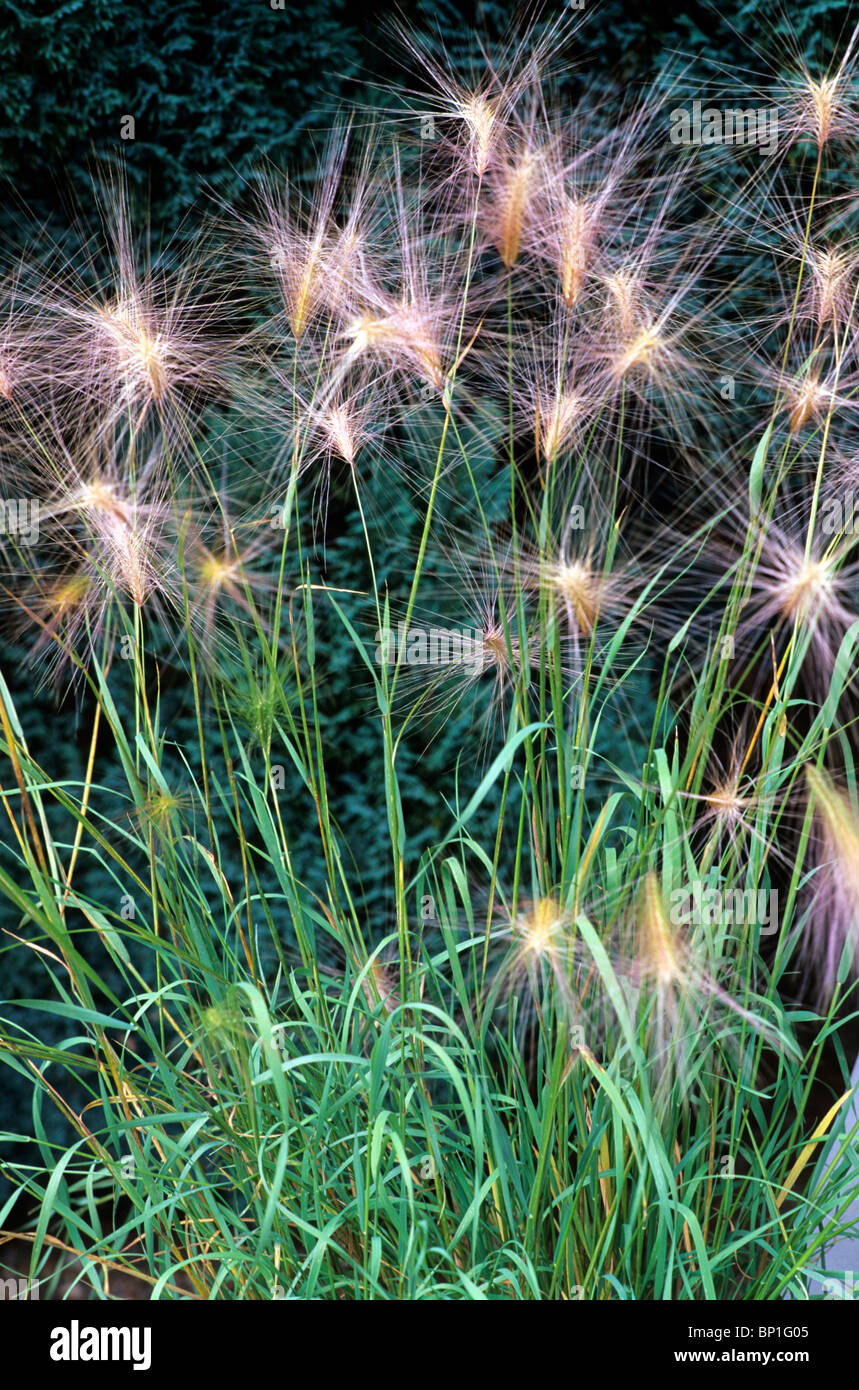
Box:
[1,14,859,1301]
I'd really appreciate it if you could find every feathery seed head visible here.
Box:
[805,765,859,873]
[459,91,498,176]
[635,872,683,989]
[611,323,665,379]
[786,373,834,432]
[96,298,170,404]
[537,386,592,463]
[486,144,542,269]
[545,556,604,635]
[805,243,855,329]
[343,301,445,389]
[705,778,749,824]
[514,896,568,965]
[604,269,642,337]
[321,402,360,466]
[774,553,836,622]
[803,764,859,1004]
[779,25,859,151]
[792,72,850,150]
[555,195,595,307]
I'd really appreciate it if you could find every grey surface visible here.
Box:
[805,1054,859,1300]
